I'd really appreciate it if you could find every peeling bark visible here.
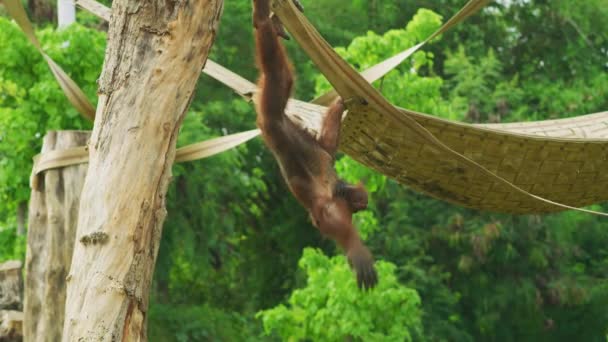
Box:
[62,1,224,341]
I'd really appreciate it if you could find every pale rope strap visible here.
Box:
[30,146,89,190]
[30,129,261,189]
[272,0,608,217]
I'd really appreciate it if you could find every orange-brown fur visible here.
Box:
[252,0,377,289]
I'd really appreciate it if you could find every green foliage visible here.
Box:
[444,47,519,122]
[443,45,608,123]
[0,217,26,263]
[423,211,608,341]
[149,303,262,342]
[258,248,423,341]
[315,9,462,120]
[0,18,103,232]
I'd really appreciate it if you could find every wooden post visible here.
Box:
[0,260,23,311]
[0,260,24,342]
[24,131,90,342]
[62,1,224,340]
[0,310,24,342]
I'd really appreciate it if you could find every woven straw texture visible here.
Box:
[341,107,608,213]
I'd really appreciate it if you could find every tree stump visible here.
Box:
[24,131,90,342]
[0,310,23,342]
[0,261,23,341]
[0,261,22,311]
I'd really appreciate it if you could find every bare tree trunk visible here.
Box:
[24,131,90,342]
[62,1,224,340]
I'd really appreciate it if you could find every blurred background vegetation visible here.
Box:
[1,0,607,340]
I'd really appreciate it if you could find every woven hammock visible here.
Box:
[269,0,608,214]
